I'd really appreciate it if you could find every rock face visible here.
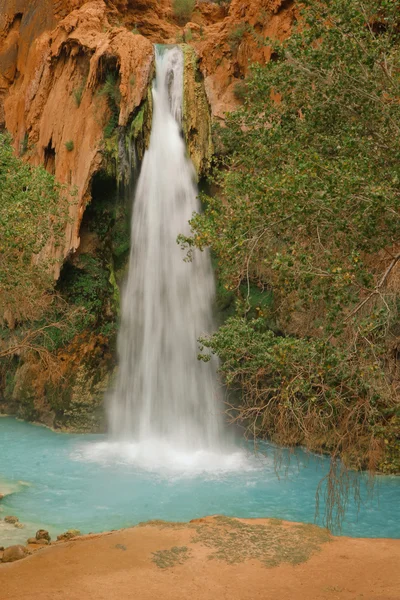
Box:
[1,545,28,563]
[1,1,154,268]
[192,0,297,120]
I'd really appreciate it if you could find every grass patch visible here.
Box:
[191,517,331,567]
[152,546,191,569]
[139,519,187,530]
[73,80,86,107]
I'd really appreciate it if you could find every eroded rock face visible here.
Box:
[0,0,296,265]
[1,1,154,269]
[193,0,297,120]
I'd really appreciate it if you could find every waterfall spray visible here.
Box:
[108,46,223,451]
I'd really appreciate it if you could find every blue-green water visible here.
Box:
[0,417,399,545]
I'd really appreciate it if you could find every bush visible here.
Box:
[0,133,68,324]
[65,140,74,152]
[173,0,195,23]
[184,0,400,475]
[73,81,86,107]
[98,71,121,139]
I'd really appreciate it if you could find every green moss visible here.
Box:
[181,45,213,176]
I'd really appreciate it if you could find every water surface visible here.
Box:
[1,417,399,546]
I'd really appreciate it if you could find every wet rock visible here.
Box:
[4,515,19,524]
[2,545,28,563]
[36,529,51,542]
[57,529,81,541]
[27,537,49,545]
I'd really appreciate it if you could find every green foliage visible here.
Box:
[172,0,195,23]
[228,23,250,50]
[59,255,111,318]
[233,80,247,102]
[73,80,86,107]
[0,133,68,323]
[98,72,121,139]
[19,132,29,156]
[65,140,74,152]
[184,0,400,470]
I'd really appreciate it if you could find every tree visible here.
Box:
[0,133,68,325]
[182,0,400,475]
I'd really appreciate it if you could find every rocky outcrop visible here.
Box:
[57,529,81,541]
[192,0,296,120]
[1,1,154,269]
[0,0,296,263]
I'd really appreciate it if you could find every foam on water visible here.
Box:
[71,439,264,476]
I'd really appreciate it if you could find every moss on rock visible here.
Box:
[182,44,213,177]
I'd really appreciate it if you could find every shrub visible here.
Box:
[73,81,86,107]
[183,0,400,482]
[65,140,74,152]
[233,81,247,102]
[0,133,68,323]
[228,23,249,50]
[98,71,121,139]
[172,0,195,23]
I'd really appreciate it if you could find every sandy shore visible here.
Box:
[1,516,399,600]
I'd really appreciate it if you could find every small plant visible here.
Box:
[65,140,74,152]
[173,0,195,23]
[233,80,247,102]
[98,71,121,139]
[73,81,86,107]
[131,26,140,35]
[228,23,249,50]
[152,546,191,569]
[184,28,193,42]
[19,132,29,156]
[129,74,136,87]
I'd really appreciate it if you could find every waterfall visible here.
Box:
[108,46,223,451]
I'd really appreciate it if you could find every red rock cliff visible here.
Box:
[0,0,296,262]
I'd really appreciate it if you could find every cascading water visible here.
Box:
[108,46,223,452]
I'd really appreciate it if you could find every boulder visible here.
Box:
[27,537,49,545]
[57,529,81,541]
[14,522,24,529]
[2,545,28,563]
[36,529,51,542]
[4,515,19,524]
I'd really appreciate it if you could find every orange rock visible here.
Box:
[0,0,296,277]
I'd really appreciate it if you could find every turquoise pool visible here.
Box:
[0,417,399,546]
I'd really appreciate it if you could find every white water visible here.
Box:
[108,46,225,459]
